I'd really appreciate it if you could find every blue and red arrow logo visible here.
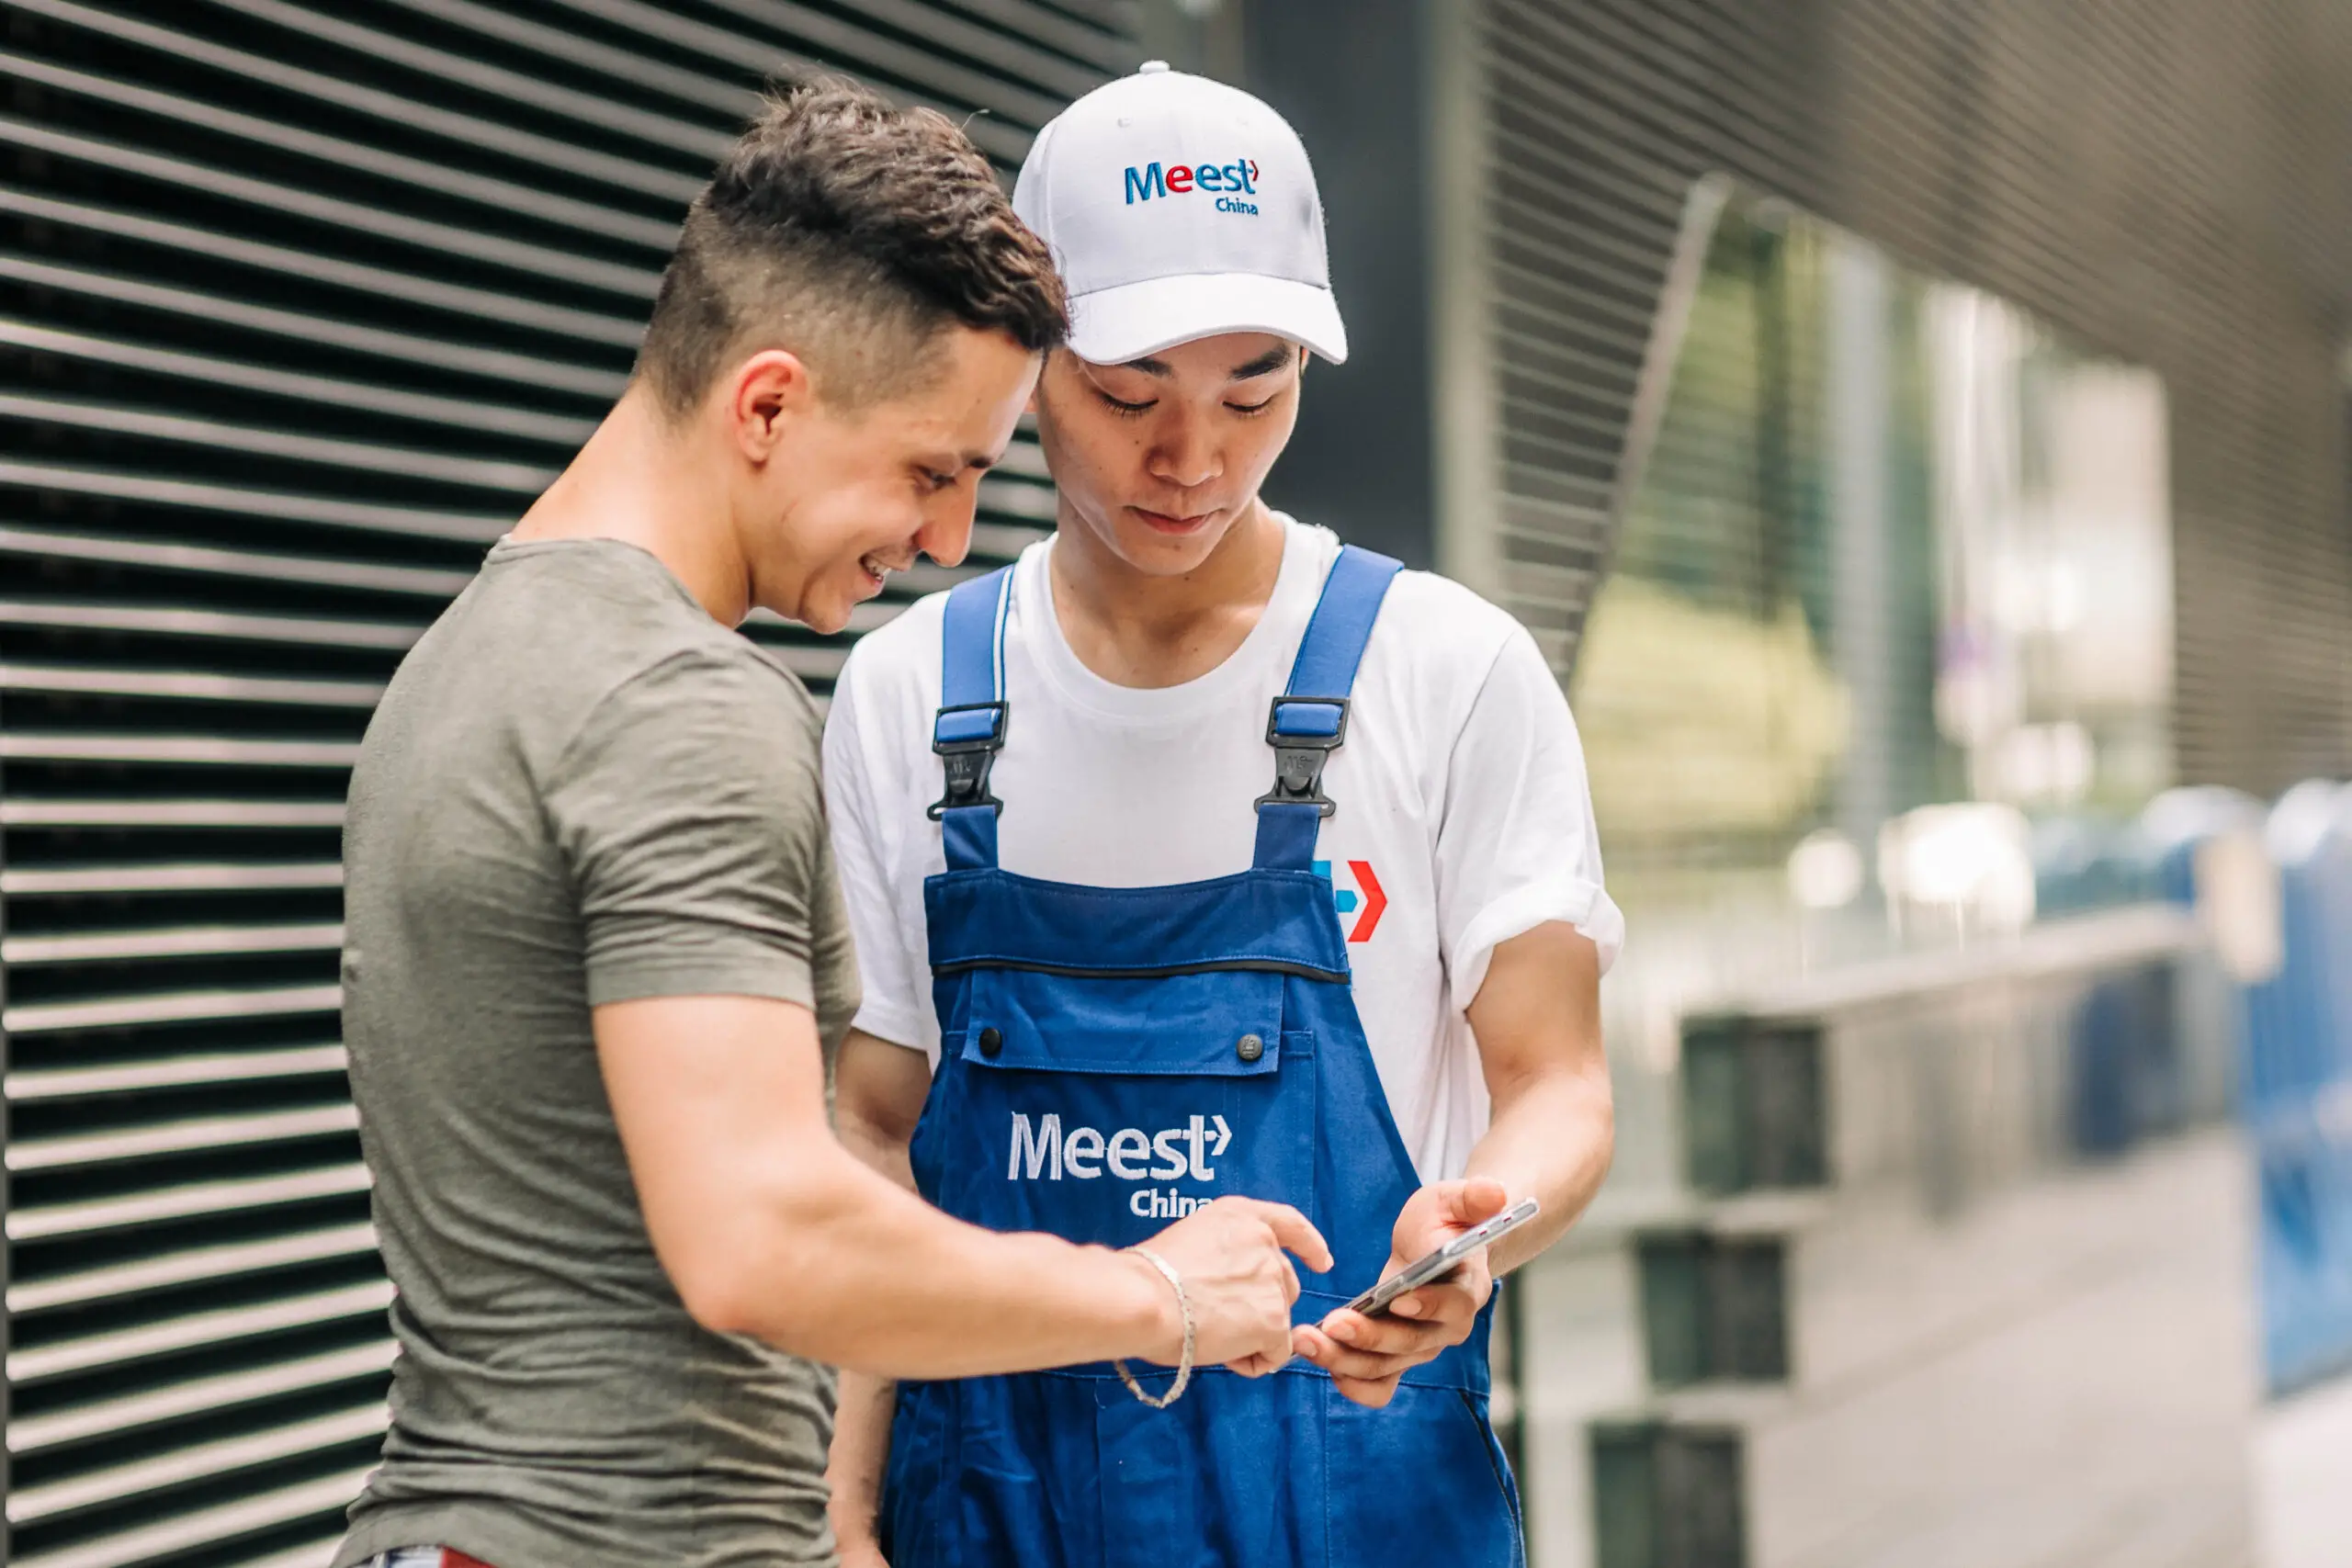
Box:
[1313,859,1387,942]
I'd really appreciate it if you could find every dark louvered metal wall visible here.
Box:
[0,3,1125,1563]
[1476,0,2352,797]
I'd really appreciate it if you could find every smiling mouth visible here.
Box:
[858,552,911,593]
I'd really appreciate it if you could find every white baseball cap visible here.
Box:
[1013,62,1347,366]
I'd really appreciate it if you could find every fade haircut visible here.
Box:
[637,76,1067,419]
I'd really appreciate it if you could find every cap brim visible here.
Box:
[1066,272,1349,366]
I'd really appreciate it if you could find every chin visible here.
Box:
[1114,520,1229,576]
[800,600,852,636]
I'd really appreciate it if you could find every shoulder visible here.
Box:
[1272,517,1526,686]
[560,640,822,801]
[1365,564,1535,702]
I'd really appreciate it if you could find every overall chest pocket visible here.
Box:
[932,967,1319,1248]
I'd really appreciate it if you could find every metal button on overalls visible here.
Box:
[883,547,1525,1568]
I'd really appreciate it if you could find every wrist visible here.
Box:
[1102,1245,1182,1362]
[827,1498,879,1548]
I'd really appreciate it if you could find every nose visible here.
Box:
[1147,408,1222,493]
[916,490,975,570]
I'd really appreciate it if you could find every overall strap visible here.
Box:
[1253,545,1403,870]
[931,565,1012,870]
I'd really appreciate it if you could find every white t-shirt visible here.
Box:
[822,517,1623,1182]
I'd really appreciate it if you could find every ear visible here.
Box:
[729,349,819,461]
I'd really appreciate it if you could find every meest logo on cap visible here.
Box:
[1121,157,1262,215]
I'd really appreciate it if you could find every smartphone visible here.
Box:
[1342,1197,1541,1319]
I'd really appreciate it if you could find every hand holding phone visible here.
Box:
[1343,1196,1540,1319]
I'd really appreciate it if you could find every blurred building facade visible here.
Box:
[0,3,2348,1567]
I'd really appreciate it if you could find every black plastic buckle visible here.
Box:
[927,701,1008,820]
[1254,696,1349,818]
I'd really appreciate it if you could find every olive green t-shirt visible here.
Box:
[335,537,858,1568]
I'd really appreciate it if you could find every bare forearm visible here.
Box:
[826,1367,897,1547]
[824,1043,922,1547]
[695,1145,1169,1378]
[1465,1062,1614,1275]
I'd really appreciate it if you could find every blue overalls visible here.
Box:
[883,546,1525,1568]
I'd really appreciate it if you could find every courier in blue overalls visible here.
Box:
[880,549,1525,1566]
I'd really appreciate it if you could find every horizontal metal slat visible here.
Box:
[1,863,343,897]
[10,1465,375,1568]
[977,478,1058,523]
[3,982,344,1037]
[969,521,1051,559]
[7,1163,370,1245]
[0,666,386,709]
[10,1044,339,1109]
[7,1401,386,1526]
[0,800,346,830]
[375,0,764,123]
[0,318,595,445]
[6,1341,391,1455]
[0,116,662,299]
[4,927,345,971]
[685,0,1098,107]
[0,525,472,600]
[392,0,1030,162]
[206,0,733,162]
[0,459,509,546]
[9,1220,373,1316]
[0,737,363,771]
[0,393,557,493]
[9,1280,390,1383]
[969,0,1135,36]
[919,0,1133,69]
[14,0,707,203]
[741,639,848,682]
[0,600,421,649]
[0,48,684,248]
[989,440,1053,483]
[7,1103,358,1172]
[0,186,643,347]
[0,251,628,393]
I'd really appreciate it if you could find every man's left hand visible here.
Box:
[1293,1178,1510,1408]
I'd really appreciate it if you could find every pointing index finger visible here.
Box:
[1238,1201,1333,1273]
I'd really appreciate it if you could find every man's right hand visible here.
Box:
[1133,1197,1332,1376]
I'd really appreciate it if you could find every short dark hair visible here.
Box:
[636,77,1067,417]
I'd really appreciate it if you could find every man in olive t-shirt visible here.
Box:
[334,81,1329,1568]
[341,539,860,1563]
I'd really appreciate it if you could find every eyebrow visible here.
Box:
[1116,346,1298,381]
[1227,345,1295,380]
[922,450,997,475]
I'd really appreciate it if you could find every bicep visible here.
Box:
[1466,920,1605,1098]
[594,992,832,1311]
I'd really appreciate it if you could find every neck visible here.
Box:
[511,383,753,625]
[1048,498,1286,689]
